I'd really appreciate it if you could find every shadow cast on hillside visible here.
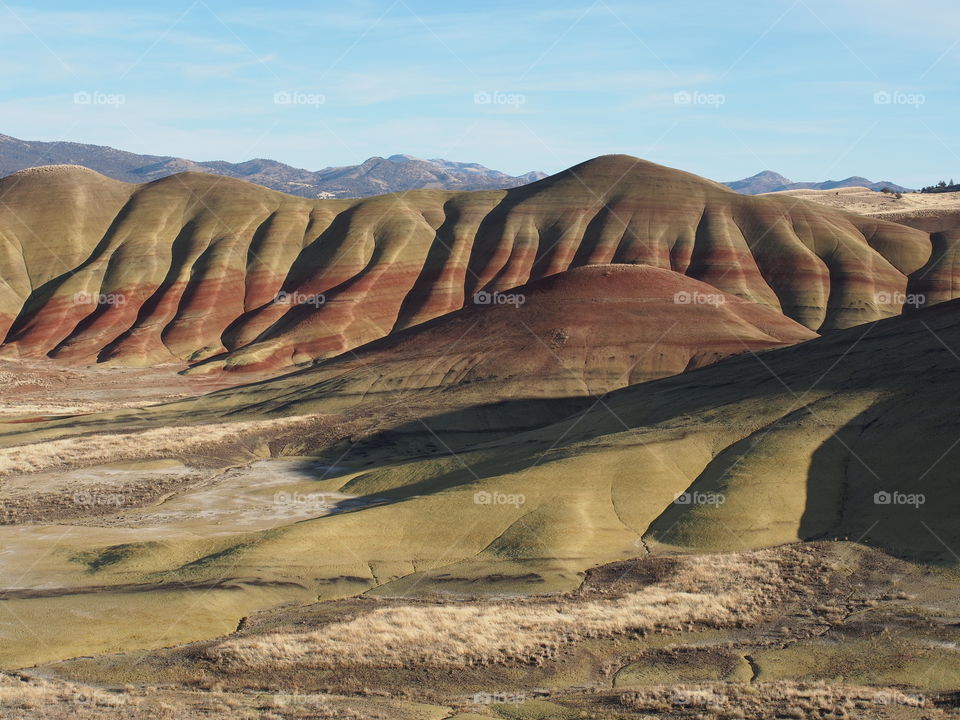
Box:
[801,392,960,565]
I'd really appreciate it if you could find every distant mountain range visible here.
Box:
[0,134,915,200]
[0,133,546,198]
[724,170,913,195]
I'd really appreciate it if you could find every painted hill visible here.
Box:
[0,133,544,199]
[226,264,817,408]
[725,169,912,195]
[0,155,946,373]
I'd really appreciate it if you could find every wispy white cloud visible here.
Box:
[0,0,956,184]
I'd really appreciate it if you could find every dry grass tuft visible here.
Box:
[0,674,373,720]
[620,680,928,719]
[209,552,791,670]
[0,674,130,717]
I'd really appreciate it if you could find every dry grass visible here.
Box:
[0,403,128,415]
[0,674,131,717]
[620,680,928,719]
[772,185,960,219]
[0,370,54,389]
[209,552,788,670]
[0,415,322,477]
[0,674,378,720]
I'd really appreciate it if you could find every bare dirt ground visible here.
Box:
[0,359,237,419]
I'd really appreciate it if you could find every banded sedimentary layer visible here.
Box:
[0,156,944,372]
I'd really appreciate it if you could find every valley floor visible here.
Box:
[2,541,960,719]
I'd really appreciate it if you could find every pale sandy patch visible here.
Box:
[0,416,320,477]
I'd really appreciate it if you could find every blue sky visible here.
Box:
[1,0,958,186]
